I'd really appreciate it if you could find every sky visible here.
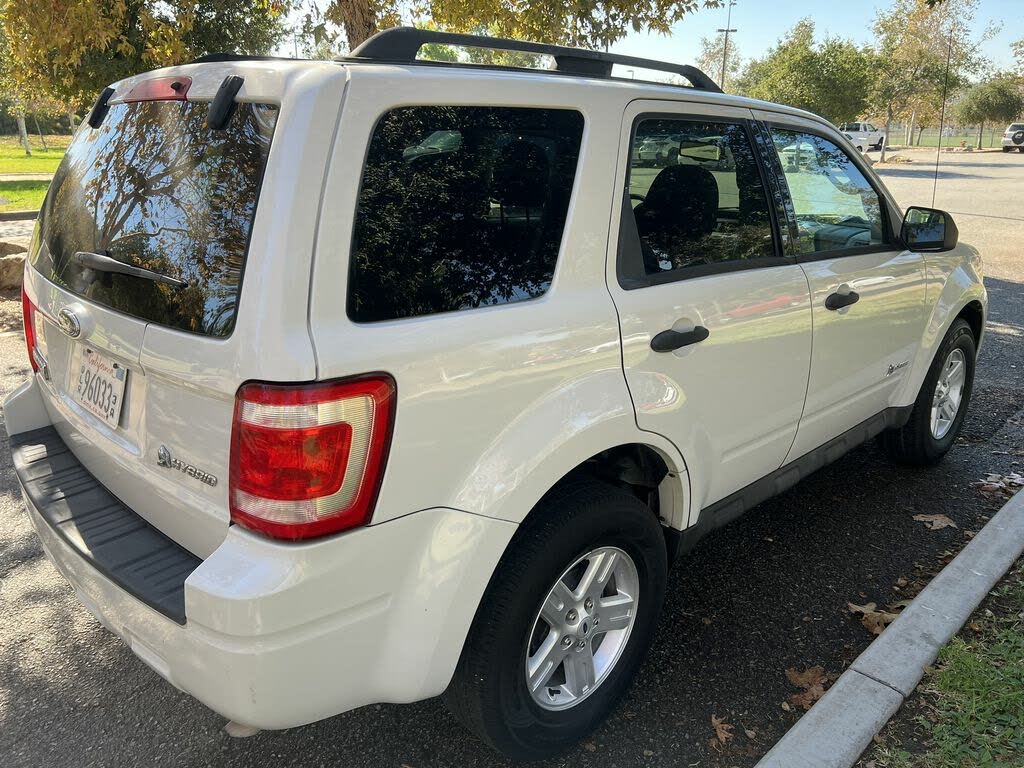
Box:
[281,0,1023,75]
[607,0,1022,75]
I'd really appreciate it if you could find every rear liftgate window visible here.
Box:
[348,106,585,322]
[33,99,277,337]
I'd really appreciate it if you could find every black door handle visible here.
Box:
[650,326,710,353]
[825,290,860,311]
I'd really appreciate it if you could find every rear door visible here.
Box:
[756,113,928,462]
[608,100,812,514]
[25,64,337,555]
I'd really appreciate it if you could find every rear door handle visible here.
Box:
[650,326,710,353]
[825,290,860,311]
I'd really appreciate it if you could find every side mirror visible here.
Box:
[901,206,958,252]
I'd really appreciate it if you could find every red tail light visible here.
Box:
[22,287,38,373]
[229,376,396,540]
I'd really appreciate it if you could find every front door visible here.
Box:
[758,115,928,461]
[608,100,813,516]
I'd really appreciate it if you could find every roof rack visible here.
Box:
[343,27,723,93]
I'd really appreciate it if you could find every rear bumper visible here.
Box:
[8,381,516,729]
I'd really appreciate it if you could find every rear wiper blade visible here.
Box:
[73,251,188,289]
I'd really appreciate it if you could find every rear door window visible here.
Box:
[619,117,778,283]
[32,100,277,337]
[347,106,584,322]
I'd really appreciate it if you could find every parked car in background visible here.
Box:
[840,121,885,150]
[635,133,680,165]
[1002,123,1024,153]
[7,26,986,762]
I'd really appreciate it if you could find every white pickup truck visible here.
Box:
[840,121,886,150]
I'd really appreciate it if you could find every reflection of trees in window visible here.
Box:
[35,102,277,337]
[349,106,584,322]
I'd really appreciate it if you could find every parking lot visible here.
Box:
[1,150,1023,768]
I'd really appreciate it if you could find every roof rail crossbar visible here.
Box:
[346,27,723,93]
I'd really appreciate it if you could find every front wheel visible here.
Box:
[443,478,668,760]
[879,318,976,465]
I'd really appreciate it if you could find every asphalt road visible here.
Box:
[2,151,1023,768]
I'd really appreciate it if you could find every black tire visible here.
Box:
[443,477,668,760]
[1002,146,1013,152]
[1018,146,1024,153]
[879,318,976,466]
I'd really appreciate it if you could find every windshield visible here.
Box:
[32,99,277,337]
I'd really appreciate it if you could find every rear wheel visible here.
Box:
[444,478,667,760]
[879,318,976,466]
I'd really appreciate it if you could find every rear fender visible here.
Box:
[449,369,691,530]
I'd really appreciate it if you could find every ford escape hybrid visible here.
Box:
[6,27,986,759]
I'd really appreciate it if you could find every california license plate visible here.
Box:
[72,348,127,428]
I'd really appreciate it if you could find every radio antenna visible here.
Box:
[932,27,954,208]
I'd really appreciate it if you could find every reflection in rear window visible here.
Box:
[348,106,584,322]
[32,100,277,337]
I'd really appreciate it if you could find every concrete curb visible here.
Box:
[0,211,39,222]
[756,489,1024,768]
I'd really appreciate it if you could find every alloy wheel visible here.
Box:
[931,347,967,439]
[525,546,639,711]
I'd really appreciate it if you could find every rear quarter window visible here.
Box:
[347,106,585,323]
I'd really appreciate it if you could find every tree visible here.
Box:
[733,20,874,124]
[868,0,991,160]
[696,32,741,90]
[311,0,722,53]
[2,0,290,105]
[955,78,1024,148]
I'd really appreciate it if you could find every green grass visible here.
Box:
[870,563,1024,768]
[0,180,50,212]
[0,134,71,174]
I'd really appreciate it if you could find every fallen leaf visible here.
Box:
[711,714,734,745]
[861,610,900,635]
[895,575,908,588]
[744,728,757,739]
[786,665,826,689]
[781,701,791,712]
[848,601,877,615]
[913,513,957,530]
[643,749,654,757]
[701,617,712,625]
[785,665,828,710]
[887,599,914,611]
[582,742,597,753]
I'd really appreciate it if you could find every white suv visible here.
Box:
[6,27,986,760]
[1002,122,1024,152]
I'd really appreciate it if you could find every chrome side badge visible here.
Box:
[156,445,218,487]
[57,307,81,339]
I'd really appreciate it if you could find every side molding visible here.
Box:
[678,406,913,555]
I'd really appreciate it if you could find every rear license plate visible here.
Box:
[72,348,128,428]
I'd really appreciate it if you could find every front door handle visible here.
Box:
[650,326,710,353]
[825,290,860,311]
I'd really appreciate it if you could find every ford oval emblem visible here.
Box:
[57,308,82,339]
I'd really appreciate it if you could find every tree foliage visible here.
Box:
[955,77,1024,145]
[311,0,722,52]
[733,20,874,124]
[868,0,990,158]
[1,0,289,104]
[695,32,741,90]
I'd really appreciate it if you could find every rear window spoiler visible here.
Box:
[85,74,245,131]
